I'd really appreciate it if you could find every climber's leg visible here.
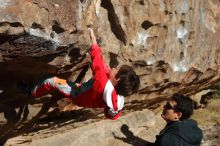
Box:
[31,75,76,98]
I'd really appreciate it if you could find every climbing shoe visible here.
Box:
[17,82,32,96]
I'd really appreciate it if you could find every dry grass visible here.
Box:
[192,94,220,126]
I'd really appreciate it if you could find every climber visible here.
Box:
[18,28,140,120]
[153,94,203,146]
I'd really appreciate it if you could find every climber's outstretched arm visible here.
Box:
[88,28,97,45]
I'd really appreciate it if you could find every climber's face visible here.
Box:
[109,66,120,86]
[161,99,182,123]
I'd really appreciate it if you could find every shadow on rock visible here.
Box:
[113,124,154,146]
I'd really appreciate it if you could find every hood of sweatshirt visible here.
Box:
[166,119,203,145]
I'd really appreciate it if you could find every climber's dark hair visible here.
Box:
[171,94,194,120]
[115,65,140,96]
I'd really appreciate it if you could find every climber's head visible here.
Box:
[109,65,140,96]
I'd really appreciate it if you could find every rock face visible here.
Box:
[0,0,219,145]
[5,109,160,146]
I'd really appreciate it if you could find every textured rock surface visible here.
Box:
[5,109,220,146]
[5,109,160,146]
[0,0,220,145]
